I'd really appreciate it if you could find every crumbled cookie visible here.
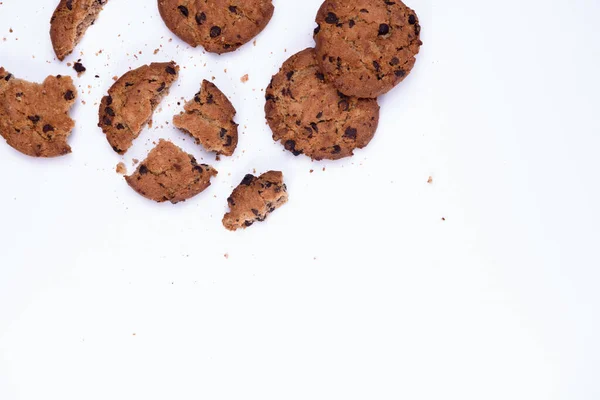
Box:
[0,68,77,157]
[99,62,179,154]
[223,171,288,231]
[173,80,238,156]
[265,48,379,160]
[50,0,110,61]
[157,0,274,54]
[125,139,217,204]
[314,0,422,98]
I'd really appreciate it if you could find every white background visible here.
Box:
[1,0,599,398]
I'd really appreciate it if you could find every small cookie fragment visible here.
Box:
[125,139,217,204]
[50,0,110,61]
[223,171,288,231]
[265,48,379,160]
[116,162,126,175]
[99,62,179,154]
[0,67,77,157]
[173,80,238,156]
[314,0,422,98]
[157,0,274,54]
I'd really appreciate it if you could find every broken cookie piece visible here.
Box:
[223,171,288,231]
[173,80,238,156]
[50,0,110,61]
[99,61,179,154]
[0,67,77,157]
[125,139,217,204]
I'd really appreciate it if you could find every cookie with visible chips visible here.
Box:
[98,62,179,154]
[0,68,77,157]
[173,80,238,156]
[223,171,288,231]
[265,48,379,161]
[50,0,110,61]
[157,0,274,54]
[125,139,217,204]
[314,0,422,98]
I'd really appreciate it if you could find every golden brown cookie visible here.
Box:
[314,0,422,98]
[173,80,238,156]
[99,62,179,154]
[157,0,274,54]
[50,0,110,61]
[0,68,77,157]
[265,48,379,161]
[125,139,218,204]
[223,171,288,231]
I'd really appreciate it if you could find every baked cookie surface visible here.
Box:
[0,68,77,157]
[99,62,179,154]
[50,0,110,61]
[157,0,274,54]
[173,80,238,156]
[125,139,217,204]
[223,171,288,231]
[314,0,422,98]
[265,48,379,161]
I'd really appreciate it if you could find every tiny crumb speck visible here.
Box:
[224,253,229,259]
[240,74,249,83]
[427,176,433,184]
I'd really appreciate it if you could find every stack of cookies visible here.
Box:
[0,0,421,231]
[265,0,422,160]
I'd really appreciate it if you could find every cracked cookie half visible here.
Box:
[99,62,179,154]
[0,67,77,157]
[265,48,379,161]
[50,0,110,61]
[223,171,288,231]
[125,139,217,204]
[173,80,238,156]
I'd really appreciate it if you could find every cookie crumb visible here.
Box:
[112,75,118,81]
[116,162,127,175]
[224,253,229,259]
[132,158,139,166]
[441,217,446,221]
[240,74,249,83]
[154,48,160,54]
[310,169,314,173]
[427,176,433,184]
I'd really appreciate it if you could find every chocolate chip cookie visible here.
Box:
[265,48,379,161]
[223,171,288,231]
[0,68,77,157]
[125,139,218,204]
[314,0,422,98]
[157,0,274,54]
[173,80,238,156]
[99,62,179,154]
[50,0,110,61]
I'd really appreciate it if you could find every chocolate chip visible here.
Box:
[195,12,206,25]
[378,24,390,36]
[139,165,148,175]
[229,5,237,13]
[177,5,189,17]
[4,74,12,81]
[206,93,214,104]
[251,209,260,216]
[28,115,40,123]
[241,174,254,186]
[284,139,296,152]
[310,122,319,132]
[360,8,369,13]
[125,82,134,87]
[315,72,325,81]
[316,111,323,119]
[43,124,54,133]
[105,95,112,106]
[225,135,233,146]
[220,128,227,138]
[244,221,254,227]
[112,145,121,153]
[373,61,381,71]
[338,100,349,111]
[64,90,75,100]
[332,145,341,154]
[66,0,73,10]
[314,24,321,34]
[325,12,338,24]
[343,127,357,139]
[73,62,86,73]
[390,57,400,66]
[408,14,417,24]
[105,107,115,116]
[165,66,177,75]
[349,20,355,28]
[286,71,294,80]
[395,69,406,77]
[227,197,236,206]
[157,82,166,92]
[210,26,222,38]
[103,117,112,126]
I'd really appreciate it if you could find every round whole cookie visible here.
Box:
[314,0,422,98]
[265,48,379,161]
[157,0,274,54]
